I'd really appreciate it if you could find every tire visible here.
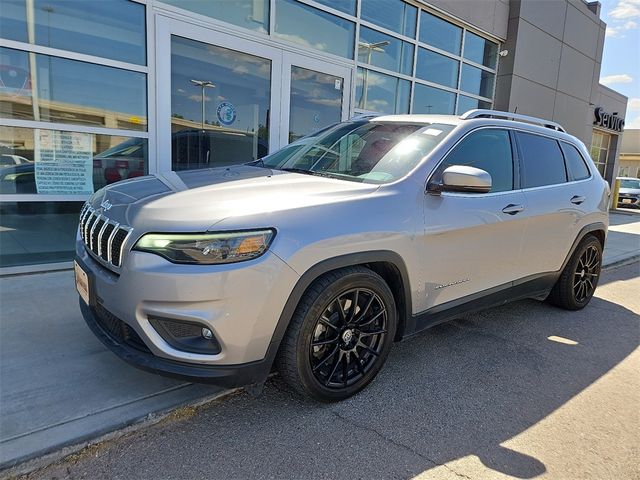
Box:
[547,234,602,310]
[276,266,397,402]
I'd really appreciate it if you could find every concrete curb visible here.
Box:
[0,388,242,480]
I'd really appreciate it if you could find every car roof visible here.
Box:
[368,114,463,126]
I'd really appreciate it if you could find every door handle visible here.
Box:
[502,204,524,215]
[570,195,586,205]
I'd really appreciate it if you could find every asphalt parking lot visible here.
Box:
[18,261,639,480]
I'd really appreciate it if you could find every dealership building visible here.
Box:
[0,0,628,272]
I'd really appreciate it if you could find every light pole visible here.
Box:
[357,40,389,109]
[190,79,215,130]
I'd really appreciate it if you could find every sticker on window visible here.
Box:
[423,128,443,136]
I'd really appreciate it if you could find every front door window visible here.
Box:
[170,36,271,171]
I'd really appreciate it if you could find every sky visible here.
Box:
[599,0,640,128]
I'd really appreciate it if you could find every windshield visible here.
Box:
[259,121,454,184]
[620,179,640,189]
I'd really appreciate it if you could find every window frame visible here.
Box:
[427,126,520,195]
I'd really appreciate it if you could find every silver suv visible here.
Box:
[75,110,609,401]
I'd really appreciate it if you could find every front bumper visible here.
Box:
[75,234,299,384]
[79,299,269,387]
[617,194,639,207]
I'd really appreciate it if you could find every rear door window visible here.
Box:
[560,142,590,181]
[517,132,567,188]
[439,128,514,192]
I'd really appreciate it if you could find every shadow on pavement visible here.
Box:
[36,265,638,480]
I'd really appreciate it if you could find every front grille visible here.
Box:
[94,302,151,353]
[79,203,132,270]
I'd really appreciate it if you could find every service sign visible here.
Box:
[593,107,624,132]
[35,130,94,195]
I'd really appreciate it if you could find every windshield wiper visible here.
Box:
[280,167,322,176]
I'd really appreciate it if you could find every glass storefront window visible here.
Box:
[590,130,610,176]
[0,48,148,131]
[456,95,491,114]
[0,126,148,194]
[415,48,459,89]
[0,0,146,65]
[170,36,271,170]
[275,0,355,59]
[420,11,462,55]
[289,66,343,143]
[0,201,83,268]
[460,64,494,98]
[464,31,498,69]
[412,83,456,114]
[356,68,410,114]
[360,0,417,38]
[313,0,356,15]
[161,0,269,34]
[358,26,414,76]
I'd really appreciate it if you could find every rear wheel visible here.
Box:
[276,266,396,402]
[548,235,602,310]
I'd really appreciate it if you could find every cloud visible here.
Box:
[606,26,619,36]
[188,94,212,102]
[623,19,638,28]
[628,98,640,110]
[626,115,640,128]
[610,0,640,19]
[600,74,633,85]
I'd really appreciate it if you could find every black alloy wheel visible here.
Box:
[573,245,600,303]
[548,234,602,310]
[309,288,387,389]
[277,266,397,402]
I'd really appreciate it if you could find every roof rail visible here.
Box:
[459,109,566,133]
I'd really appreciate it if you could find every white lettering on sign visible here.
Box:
[35,130,94,195]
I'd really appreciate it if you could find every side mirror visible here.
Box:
[429,165,492,194]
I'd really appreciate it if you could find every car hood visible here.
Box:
[89,165,379,232]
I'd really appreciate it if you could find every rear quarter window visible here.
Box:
[517,132,567,188]
[561,142,591,181]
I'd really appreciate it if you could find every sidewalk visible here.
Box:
[1,211,638,470]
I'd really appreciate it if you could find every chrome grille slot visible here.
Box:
[78,203,133,272]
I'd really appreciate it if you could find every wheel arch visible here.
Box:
[560,222,607,273]
[264,251,413,371]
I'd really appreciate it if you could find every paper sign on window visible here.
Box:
[35,130,94,195]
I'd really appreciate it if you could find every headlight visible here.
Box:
[133,229,275,264]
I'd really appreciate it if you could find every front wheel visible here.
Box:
[276,266,397,402]
[547,235,602,310]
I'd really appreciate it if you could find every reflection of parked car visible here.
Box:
[616,177,640,208]
[93,138,147,190]
[0,163,35,194]
[0,154,32,166]
[172,128,268,170]
[76,110,609,402]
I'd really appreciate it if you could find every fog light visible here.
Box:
[201,327,213,339]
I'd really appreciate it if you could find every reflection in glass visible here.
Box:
[0,47,147,130]
[463,31,498,69]
[460,64,494,98]
[289,66,343,143]
[358,26,414,76]
[275,0,355,59]
[161,0,269,34]
[420,11,462,55]
[356,68,410,114]
[360,0,417,38]
[312,0,356,15]
[0,201,83,267]
[0,0,146,65]
[0,126,148,195]
[415,48,459,88]
[456,95,491,114]
[412,83,456,114]
[170,36,271,171]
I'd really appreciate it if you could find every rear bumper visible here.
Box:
[79,299,270,387]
